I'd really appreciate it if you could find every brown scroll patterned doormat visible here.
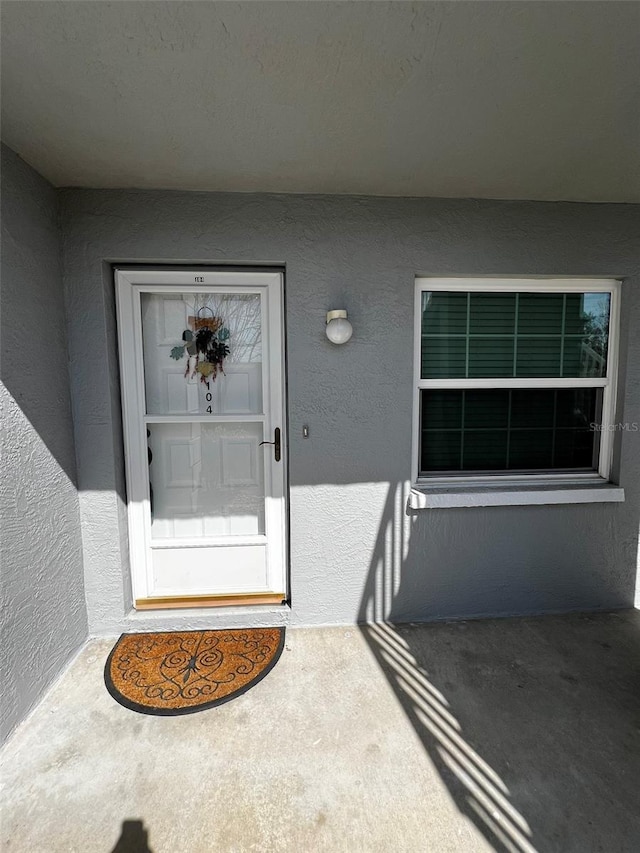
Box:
[104,628,285,715]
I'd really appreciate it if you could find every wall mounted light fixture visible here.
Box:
[325,309,353,345]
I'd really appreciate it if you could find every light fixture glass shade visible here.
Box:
[326,310,353,344]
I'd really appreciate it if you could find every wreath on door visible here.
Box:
[170,306,230,388]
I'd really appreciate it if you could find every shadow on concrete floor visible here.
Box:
[110,820,153,853]
[360,610,640,853]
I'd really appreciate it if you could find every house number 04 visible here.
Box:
[205,391,212,414]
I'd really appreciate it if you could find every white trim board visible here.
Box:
[409,485,625,510]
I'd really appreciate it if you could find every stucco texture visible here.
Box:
[58,188,640,634]
[1,145,87,743]
[3,2,640,202]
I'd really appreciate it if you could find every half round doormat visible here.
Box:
[105,628,285,715]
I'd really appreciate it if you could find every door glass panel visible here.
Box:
[148,422,265,539]
[141,292,263,414]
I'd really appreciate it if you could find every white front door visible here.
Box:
[116,269,287,608]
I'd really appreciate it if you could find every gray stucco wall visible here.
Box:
[59,188,640,634]
[1,146,87,743]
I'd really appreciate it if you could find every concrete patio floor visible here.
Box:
[1,611,640,852]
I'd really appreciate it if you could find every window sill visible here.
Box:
[409,482,625,509]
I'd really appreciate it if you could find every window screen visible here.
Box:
[420,388,601,473]
[418,286,613,478]
[421,292,610,380]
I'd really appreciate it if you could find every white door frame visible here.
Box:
[115,268,288,607]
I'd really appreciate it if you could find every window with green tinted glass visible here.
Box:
[421,291,609,380]
[415,280,619,481]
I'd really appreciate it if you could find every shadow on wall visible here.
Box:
[358,482,640,852]
[111,820,153,853]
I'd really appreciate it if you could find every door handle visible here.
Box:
[259,427,281,462]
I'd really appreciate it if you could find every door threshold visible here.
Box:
[135,593,286,611]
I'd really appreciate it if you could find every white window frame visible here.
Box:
[411,278,623,504]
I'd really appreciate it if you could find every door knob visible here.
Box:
[259,427,281,462]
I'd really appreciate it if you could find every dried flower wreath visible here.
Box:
[170,306,230,388]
